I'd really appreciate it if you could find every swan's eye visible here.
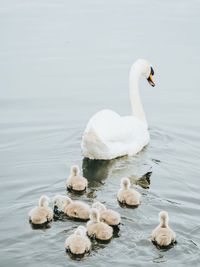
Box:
[150,66,154,76]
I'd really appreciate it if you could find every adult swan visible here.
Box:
[81,59,155,160]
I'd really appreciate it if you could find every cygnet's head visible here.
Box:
[75,226,87,236]
[71,165,80,176]
[120,177,131,190]
[132,59,155,87]
[52,195,72,210]
[90,208,100,223]
[159,211,169,225]
[38,195,49,207]
[92,201,107,212]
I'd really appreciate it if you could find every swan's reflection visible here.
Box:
[82,156,152,190]
[82,158,115,188]
[129,170,152,189]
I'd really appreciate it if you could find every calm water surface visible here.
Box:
[0,1,200,266]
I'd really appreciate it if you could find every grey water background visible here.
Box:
[0,0,200,266]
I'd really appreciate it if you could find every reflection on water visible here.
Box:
[30,222,52,230]
[82,158,116,186]
[83,157,152,189]
[152,240,177,251]
[130,170,152,189]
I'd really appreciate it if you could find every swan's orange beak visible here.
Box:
[147,74,155,87]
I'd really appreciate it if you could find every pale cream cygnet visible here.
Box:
[29,195,53,225]
[151,211,176,247]
[53,194,90,220]
[66,165,88,192]
[87,208,113,241]
[117,177,140,206]
[65,226,91,255]
[92,201,121,226]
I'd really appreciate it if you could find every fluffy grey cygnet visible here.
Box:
[53,194,90,220]
[92,201,121,226]
[151,211,176,247]
[117,177,140,206]
[29,195,53,225]
[66,165,88,192]
[65,226,91,255]
[87,208,113,241]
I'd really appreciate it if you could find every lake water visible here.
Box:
[0,0,200,266]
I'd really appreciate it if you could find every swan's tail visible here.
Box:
[120,177,130,190]
[71,165,79,176]
[159,211,169,227]
[81,128,108,160]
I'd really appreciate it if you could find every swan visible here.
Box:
[66,165,88,192]
[28,195,53,225]
[87,208,113,241]
[92,201,121,226]
[65,226,91,255]
[151,211,176,247]
[117,177,141,207]
[81,59,155,160]
[53,194,90,220]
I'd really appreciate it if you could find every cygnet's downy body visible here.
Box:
[29,195,53,225]
[151,211,176,247]
[92,202,121,226]
[66,165,88,192]
[117,178,140,206]
[53,195,90,221]
[65,226,91,255]
[87,208,113,241]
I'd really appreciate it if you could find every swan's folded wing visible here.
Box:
[84,109,146,144]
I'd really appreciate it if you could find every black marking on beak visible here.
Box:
[147,66,155,87]
[150,66,154,76]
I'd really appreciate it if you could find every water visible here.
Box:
[0,0,200,266]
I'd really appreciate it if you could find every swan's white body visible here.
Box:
[81,59,154,160]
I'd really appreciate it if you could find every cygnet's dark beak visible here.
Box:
[54,205,59,214]
[147,66,155,87]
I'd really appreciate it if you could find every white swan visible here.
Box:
[81,59,155,160]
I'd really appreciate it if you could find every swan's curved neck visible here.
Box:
[129,67,147,125]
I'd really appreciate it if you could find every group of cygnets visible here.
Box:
[28,165,176,257]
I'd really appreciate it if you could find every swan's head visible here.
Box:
[132,59,155,87]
